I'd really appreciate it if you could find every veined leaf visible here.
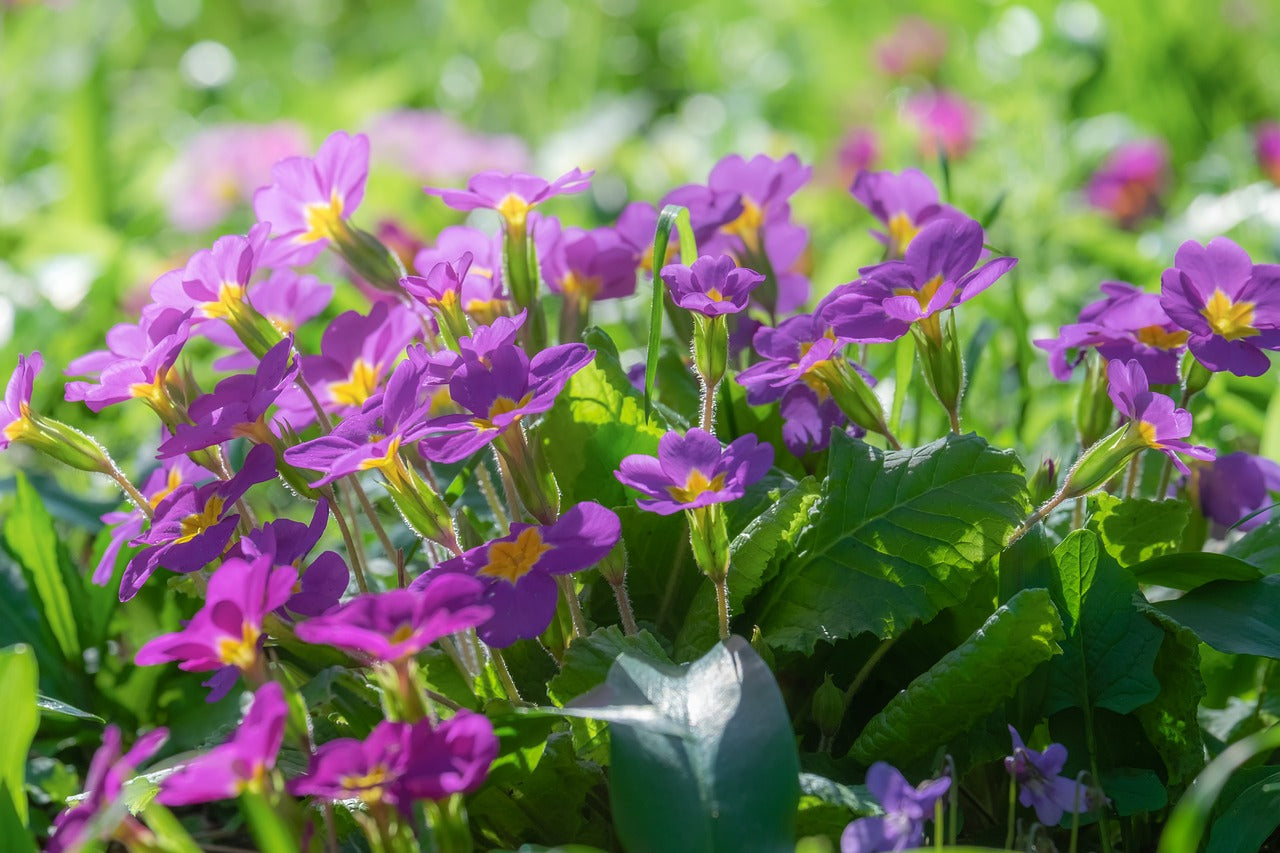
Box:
[1135,606,1207,789]
[1087,494,1188,567]
[1128,552,1261,590]
[754,432,1029,653]
[849,588,1063,765]
[547,625,670,706]
[1154,574,1280,658]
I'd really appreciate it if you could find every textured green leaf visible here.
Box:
[547,626,670,706]
[849,588,1063,765]
[571,637,799,853]
[536,328,667,508]
[0,645,38,826]
[1088,494,1188,567]
[3,473,86,663]
[1128,552,1261,590]
[1154,574,1280,658]
[676,477,821,658]
[1047,531,1163,715]
[755,432,1029,653]
[796,773,879,841]
[1134,606,1206,789]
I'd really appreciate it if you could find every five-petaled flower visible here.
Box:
[1107,358,1215,475]
[615,428,773,516]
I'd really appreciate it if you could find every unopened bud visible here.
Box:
[1028,458,1058,506]
[812,674,845,740]
[1076,353,1115,450]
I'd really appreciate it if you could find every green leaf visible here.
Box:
[1205,768,1280,853]
[1046,531,1163,715]
[37,694,104,723]
[645,204,696,421]
[536,328,667,508]
[547,626,670,706]
[0,645,38,826]
[0,785,36,853]
[849,588,1063,766]
[675,477,821,658]
[1132,605,1206,789]
[755,432,1029,653]
[1099,768,1167,816]
[570,637,799,853]
[239,791,297,853]
[1127,552,1262,590]
[3,473,86,664]
[796,773,879,841]
[1087,494,1189,567]
[1154,574,1280,658]
[1225,517,1280,569]
[139,801,203,853]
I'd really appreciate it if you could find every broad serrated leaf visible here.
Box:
[849,588,1063,765]
[755,432,1029,653]
[3,473,86,663]
[676,477,821,658]
[536,328,667,508]
[1133,605,1206,789]
[0,645,38,825]
[570,637,799,852]
[547,626,670,706]
[1088,494,1189,567]
[1047,531,1163,716]
[1154,574,1280,658]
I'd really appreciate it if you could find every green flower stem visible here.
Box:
[319,484,370,593]
[556,574,588,640]
[475,462,510,534]
[610,577,640,636]
[840,636,897,714]
[489,646,523,704]
[1005,774,1017,850]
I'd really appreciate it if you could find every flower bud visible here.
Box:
[912,311,965,422]
[1075,352,1114,449]
[813,358,894,443]
[18,413,114,474]
[1059,423,1143,501]
[1027,458,1058,506]
[333,222,408,293]
[812,674,845,741]
[749,626,775,669]
[687,502,730,582]
[597,541,628,586]
[1182,355,1213,399]
[692,314,729,389]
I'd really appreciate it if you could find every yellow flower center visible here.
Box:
[342,765,391,803]
[1134,325,1190,349]
[470,393,533,431]
[301,191,345,243]
[216,621,261,669]
[893,273,946,312]
[3,402,31,442]
[1136,420,1160,447]
[200,282,245,320]
[330,358,381,408]
[666,469,727,503]
[464,298,505,324]
[389,623,416,645]
[562,272,601,300]
[176,495,226,544]
[149,466,186,511]
[886,212,921,257]
[478,527,552,584]
[1200,289,1258,341]
[721,198,764,253]
[357,437,411,489]
[706,288,725,302]
[238,762,269,795]
[495,193,530,230]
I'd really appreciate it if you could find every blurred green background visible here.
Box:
[4,0,1280,478]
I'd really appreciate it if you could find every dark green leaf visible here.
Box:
[547,626,670,706]
[571,637,799,853]
[849,588,1063,765]
[1046,531,1163,715]
[0,644,38,826]
[1206,768,1280,853]
[0,784,36,853]
[755,432,1029,653]
[1134,606,1206,788]
[1100,768,1167,817]
[1128,552,1261,590]
[1155,574,1280,658]
[676,477,821,658]
[1087,494,1188,567]
[1225,517,1280,570]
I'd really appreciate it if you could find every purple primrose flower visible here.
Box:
[294,573,491,663]
[413,225,511,322]
[615,428,773,516]
[1,351,40,449]
[425,167,593,229]
[660,255,765,316]
[413,501,621,647]
[1005,726,1099,826]
[1191,451,1280,533]
[94,456,205,586]
[840,762,950,853]
[157,682,288,805]
[1085,139,1168,228]
[735,314,853,405]
[203,268,334,371]
[233,500,350,617]
[1159,237,1280,377]
[538,219,639,304]
[64,306,193,413]
[850,168,960,260]
[1107,359,1215,475]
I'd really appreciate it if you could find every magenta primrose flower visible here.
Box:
[1034,281,1188,384]
[615,428,773,516]
[823,216,1017,343]
[1107,358,1215,475]
[424,167,593,230]
[233,500,350,617]
[661,254,765,316]
[1256,121,1280,185]
[850,168,959,259]
[905,89,976,161]
[1191,451,1280,533]
[1159,237,1280,377]
[121,443,277,600]
[413,225,510,322]
[413,501,621,647]
[402,252,476,313]
[539,220,639,303]
[253,130,370,261]
[289,712,497,813]
[874,15,947,77]
[419,341,593,463]
[295,573,491,663]
[94,456,205,586]
[735,313,848,404]
[47,726,168,853]
[1005,726,1099,826]
[1085,139,1168,228]
[150,222,273,325]
[64,306,192,413]
[840,762,950,853]
[157,682,288,805]
[135,554,296,699]
[837,127,879,185]
[1,350,40,449]
[203,268,334,371]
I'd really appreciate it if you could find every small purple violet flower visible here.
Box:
[615,428,773,516]
[46,726,168,853]
[413,225,511,322]
[233,500,350,617]
[660,255,765,316]
[412,501,621,647]
[1005,726,1100,826]
[1190,451,1280,533]
[840,762,950,853]
[424,167,593,231]
[294,573,491,663]
[157,682,288,805]
[1107,358,1215,475]
[1159,237,1280,377]
[94,456,205,586]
